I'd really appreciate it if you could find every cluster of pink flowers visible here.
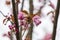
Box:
[8,24,15,30]
[3,11,42,39]
[18,11,29,29]
[8,24,18,32]
[18,11,41,27]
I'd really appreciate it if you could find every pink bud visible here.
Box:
[8,24,15,30]
[15,28,19,33]
[9,25,13,30]
[3,34,7,37]
[34,19,41,26]
[8,32,11,36]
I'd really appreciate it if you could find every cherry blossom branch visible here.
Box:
[0,11,6,17]
[0,11,13,25]
[25,0,34,40]
[16,0,22,40]
[12,0,20,40]
[52,0,60,40]
[29,0,34,40]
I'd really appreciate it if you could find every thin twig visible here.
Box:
[0,11,6,17]
[52,0,60,40]
[10,31,13,40]
[36,0,46,16]
[21,0,25,11]
[19,0,25,40]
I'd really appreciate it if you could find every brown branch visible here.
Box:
[12,0,20,40]
[29,0,34,39]
[35,0,46,16]
[52,0,60,40]
[26,0,34,40]
[26,0,46,40]
[21,0,25,11]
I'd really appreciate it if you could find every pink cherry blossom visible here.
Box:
[18,11,25,20]
[8,24,19,33]
[32,15,41,26]
[9,25,14,30]
[20,20,28,29]
[8,24,15,30]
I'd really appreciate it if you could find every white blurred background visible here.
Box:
[0,0,60,40]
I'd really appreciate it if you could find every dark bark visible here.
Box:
[12,0,20,40]
[26,0,34,40]
[29,0,34,40]
[52,0,60,40]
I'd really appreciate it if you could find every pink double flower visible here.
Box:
[32,15,41,26]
